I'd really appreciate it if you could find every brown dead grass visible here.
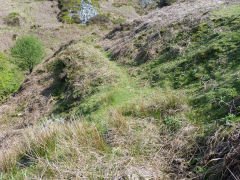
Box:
[0,118,167,179]
[0,87,193,179]
[102,0,240,63]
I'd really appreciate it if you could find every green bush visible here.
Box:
[0,53,23,100]
[11,35,45,73]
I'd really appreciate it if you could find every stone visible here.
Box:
[140,0,153,8]
[69,0,98,25]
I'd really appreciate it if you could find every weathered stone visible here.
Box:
[69,0,98,25]
[140,0,153,8]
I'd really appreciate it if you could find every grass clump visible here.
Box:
[11,35,45,73]
[3,12,20,26]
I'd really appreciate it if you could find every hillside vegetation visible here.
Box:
[0,53,23,101]
[139,4,240,122]
[0,0,240,179]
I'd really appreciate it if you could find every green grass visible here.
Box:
[0,53,24,101]
[138,5,240,123]
[212,3,240,17]
[1,3,240,180]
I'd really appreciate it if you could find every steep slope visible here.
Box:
[103,2,240,121]
[103,2,240,179]
[0,0,240,179]
[103,0,239,63]
[0,40,191,179]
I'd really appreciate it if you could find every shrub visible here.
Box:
[11,35,45,73]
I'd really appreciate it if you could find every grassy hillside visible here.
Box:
[0,41,189,179]
[0,1,240,180]
[138,4,240,123]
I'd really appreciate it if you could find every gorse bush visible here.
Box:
[11,35,45,73]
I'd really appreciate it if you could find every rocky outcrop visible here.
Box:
[69,0,98,25]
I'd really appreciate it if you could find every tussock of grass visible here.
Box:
[0,114,176,179]
[1,3,240,179]
[0,121,109,179]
